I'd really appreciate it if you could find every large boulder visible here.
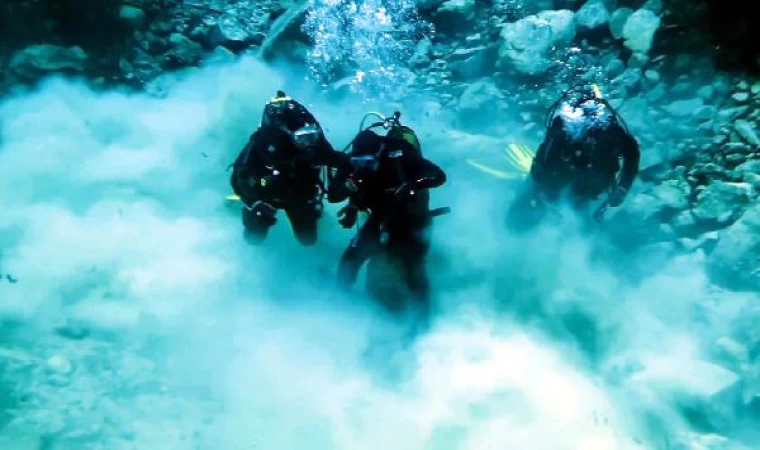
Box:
[497,10,577,76]
[709,203,760,289]
[622,8,661,54]
[575,0,610,32]
[8,45,89,79]
[208,13,266,52]
[692,181,753,226]
[259,1,310,60]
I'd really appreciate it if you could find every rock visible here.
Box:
[162,34,203,68]
[498,10,577,76]
[613,68,642,90]
[433,0,475,33]
[416,0,447,9]
[646,83,667,103]
[575,0,610,32]
[409,38,433,67]
[55,319,89,340]
[734,160,760,174]
[622,9,661,54]
[609,8,633,39]
[209,14,265,52]
[663,98,704,117]
[448,46,496,80]
[751,81,760,95]
[734,119,760,147]
[605,58,625,77]
[119,5,145,28]
[606,192,671,244]
[709,203,760,289]
[46,354,72,374]
[693,105,716,121]
[742,172,760,189]
[642,0,663,13]
[644,69,660,83]
[259,1,310,60]
[9,45,89,78]
[697,85,715,101]
[693,181,753,225]
[649,179,690,210]
[671,210,698,235]
[732,92,750,103]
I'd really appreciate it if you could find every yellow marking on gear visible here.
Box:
[466,159,522,179]
[268,95,292,103]
[225,194,241,202]
[591,83,602,99]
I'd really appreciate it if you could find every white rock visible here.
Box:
[9,44,88,78]
[622,9,661,54]
[47,354,72,374]
[119,5,146,28]
[734,119,760,147]
[709,203,760,289]
[575,0,610,31]
[498,10,577,75]
[649,179,690,210]
[693,181,752,224]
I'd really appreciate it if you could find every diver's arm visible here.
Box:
[617,131,641,192]
[411,158,447,190]
[316,137,349,168]
[327,164,354,203]
[230,132,270,204]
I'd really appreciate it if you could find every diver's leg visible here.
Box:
[337,219,381,290]
[285,198,322,247]
[242,202,277,245]
[506,179,547,233]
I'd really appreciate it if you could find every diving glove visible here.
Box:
[337,205,358,228]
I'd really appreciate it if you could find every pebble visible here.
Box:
[734,119,760,146]
[46,355,72,374]
[644,69,660,83]
[697,85,715,100]
[732,92,750,103]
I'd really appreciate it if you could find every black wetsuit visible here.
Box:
[328,129,447,310]
[230,125,347,246]
[509,112,640,229]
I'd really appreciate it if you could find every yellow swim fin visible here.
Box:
[466,159,521,179]
[503,143,535,173]
[225,194,241,202]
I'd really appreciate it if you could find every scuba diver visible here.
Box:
[507,83,641,230]
[229,91,348,246]
[328,112,447,321]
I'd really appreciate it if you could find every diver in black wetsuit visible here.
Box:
[328,113,447,317]
[508,83,641,229]
[229,91,348,246]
